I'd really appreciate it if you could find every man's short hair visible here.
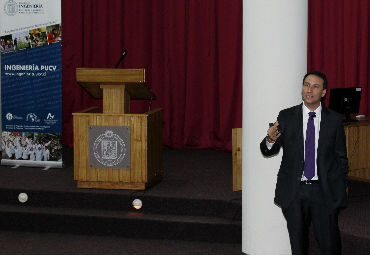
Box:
[303,71,328,90]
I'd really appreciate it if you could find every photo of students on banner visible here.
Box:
[1,132,62,162]
[28,27,48,48]
[0,34,14,54]
[46,24,61,45]
[12,31,31,52]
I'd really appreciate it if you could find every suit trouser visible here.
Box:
[281,183,341,255]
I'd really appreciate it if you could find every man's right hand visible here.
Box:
[267,121,281,143]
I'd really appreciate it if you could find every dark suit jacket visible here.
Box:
[260,104,349,211]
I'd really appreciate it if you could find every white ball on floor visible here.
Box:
[132,198,142,210]
[18,192,28,203]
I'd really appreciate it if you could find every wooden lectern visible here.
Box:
[73,68,162,190]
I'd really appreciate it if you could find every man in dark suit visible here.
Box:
[260,71,348,255]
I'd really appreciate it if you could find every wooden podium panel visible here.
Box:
[73,108,162,190]
[232,128,242,191]
[344,120,370,182]
[76,68,155,100]
[76,68,145,84]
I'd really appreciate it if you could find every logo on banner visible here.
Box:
[3,0,45,16]
[6,113,13,120]
[46,113,54,119]
[4,0,18,16]
[26,113,40,122]
[5,112,22,120]
[93,130,127,167]
[44,112,58,125]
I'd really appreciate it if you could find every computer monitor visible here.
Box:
[328,87,362,122]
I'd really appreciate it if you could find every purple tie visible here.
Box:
[304,112,316,180]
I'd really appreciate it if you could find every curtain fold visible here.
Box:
[62,0,242,150]
[308,0,369,115]
[61,0,368,150]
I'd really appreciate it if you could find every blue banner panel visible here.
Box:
[1,42,61,133]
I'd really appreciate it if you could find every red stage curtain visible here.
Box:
[62,0,242,150]
[308,0,369,116]
[62,1,368,150]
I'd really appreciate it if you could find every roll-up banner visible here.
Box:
[0,0,62,168]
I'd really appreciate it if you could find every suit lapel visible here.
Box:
[318,106,329,157]
[295,104,304,159]
[317,106,330,179]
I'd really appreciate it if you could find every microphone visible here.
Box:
[114,49,128,68]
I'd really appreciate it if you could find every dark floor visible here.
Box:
[0,147,368,255]
[0,231,242,255]
[0,147,242,254]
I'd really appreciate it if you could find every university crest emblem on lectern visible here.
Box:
[89,126,131,169]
